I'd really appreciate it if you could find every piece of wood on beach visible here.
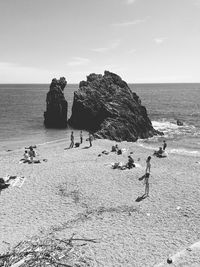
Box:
[0,233,99,267]
[10,255,33,267]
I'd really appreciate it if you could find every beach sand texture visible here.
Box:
[0,138,200,266]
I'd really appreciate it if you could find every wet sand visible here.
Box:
[0,138,200,266]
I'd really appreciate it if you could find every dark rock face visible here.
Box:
[44,77,68,128]
[68,71,162,142]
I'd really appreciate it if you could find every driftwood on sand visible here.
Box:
[0,234,98,267]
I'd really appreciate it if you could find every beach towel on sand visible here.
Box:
[4,176,26,188]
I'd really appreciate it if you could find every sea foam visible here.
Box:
[152,119,199,139]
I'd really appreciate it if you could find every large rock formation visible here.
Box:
[44,77,68,128]
[68,71,162,142]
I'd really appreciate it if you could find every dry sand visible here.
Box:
[0,137,200,266]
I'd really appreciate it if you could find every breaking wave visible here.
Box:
[152,119,200,139]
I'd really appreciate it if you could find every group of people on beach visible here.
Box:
[153,140,167,158]
[18,132,167,199]
[69,131,93,149]
[20,146,38,164]
[110,140,167,198]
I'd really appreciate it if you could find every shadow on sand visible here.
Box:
[82,146,91,149]
[135,194,147,202]
[138,174,146,181]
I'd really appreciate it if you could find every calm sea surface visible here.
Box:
[0,83,200,156]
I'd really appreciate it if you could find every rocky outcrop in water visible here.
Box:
[44,77,68,128]
[68,71,162,141]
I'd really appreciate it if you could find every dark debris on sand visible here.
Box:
[0,233,98,267]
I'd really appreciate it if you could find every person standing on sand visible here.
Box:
[69,131,74,148]
[163,140,167,151]
[88,133,93,147]
[144,173,150,196]
[80,131,83,144]
[145,156,151,174]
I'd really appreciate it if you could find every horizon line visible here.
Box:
[0,82,200,85]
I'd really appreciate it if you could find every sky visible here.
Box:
[0,0,200,83]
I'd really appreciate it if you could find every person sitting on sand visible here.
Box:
[75,142,80,148]
[153,147,163,157]
[29,147,36,162]
[126,155,135,169]
[117,148,122,155]
[20,150,30,163]
[111,144,119,152]
[111,145,116,152]
[145,156,151,174]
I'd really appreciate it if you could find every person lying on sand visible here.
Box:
[112,157,136,170]
[112,162,125,170]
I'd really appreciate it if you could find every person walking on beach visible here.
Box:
[69,131,74,148]
[88,133,93,147]
[80,131,83,144]
[163,140,167,151]
[145,156,151,174]
[144,173,150,197]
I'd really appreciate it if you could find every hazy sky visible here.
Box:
[0,0,200,83]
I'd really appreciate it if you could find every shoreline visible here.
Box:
[1,133,200,159]
[0,138,200,266]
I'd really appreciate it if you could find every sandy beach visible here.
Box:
[1,137,200,266]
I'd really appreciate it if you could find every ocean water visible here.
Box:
[0,83,200,156]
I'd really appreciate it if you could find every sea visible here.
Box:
[0,83,200,157]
